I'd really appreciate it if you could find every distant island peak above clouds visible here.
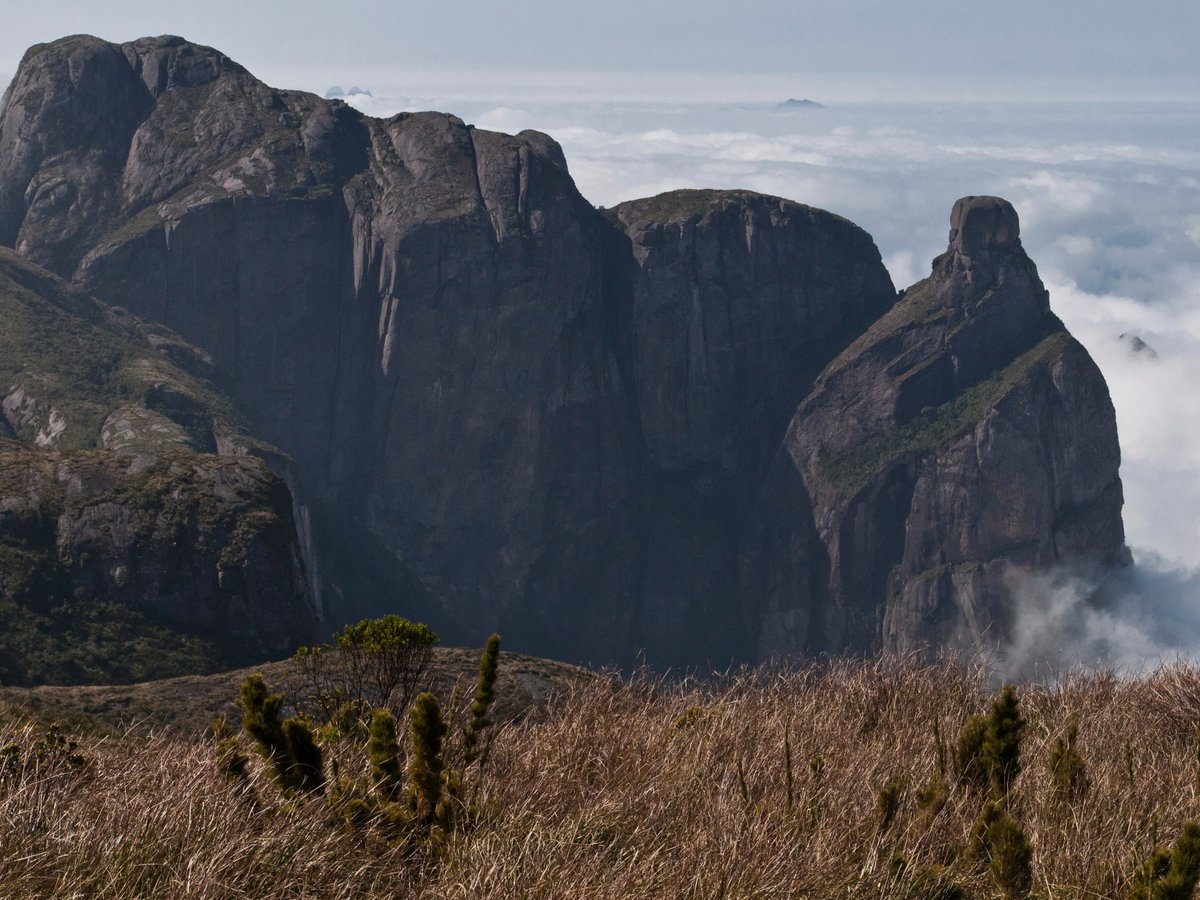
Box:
[777,98,825,109]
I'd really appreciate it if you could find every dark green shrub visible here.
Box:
[988,811,1033,899]
[408,691,448,828]
[1130,820,1200,900]
[369,708,403,800]
[238,673,323,793]
[971,801,1033,899]
[239,673,287,770]
[916,778,949,820]
[1048,720,1088,804]
[970,801,1005,862]
[954,713,989,790]
[464,634,500,765]
[956,684,1024,797]
[281,716,324,793]
[984,684,1024,797]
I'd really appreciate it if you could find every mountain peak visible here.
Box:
[948,195,1020,255]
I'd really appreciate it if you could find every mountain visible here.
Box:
[0,246,318,684]
[777,98,825,109]
[0,35,1127,669]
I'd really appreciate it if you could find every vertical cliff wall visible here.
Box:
[0,36,1127,667]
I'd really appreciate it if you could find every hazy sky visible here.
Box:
[2,0,1198,101]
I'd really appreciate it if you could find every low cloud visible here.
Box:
[1000,558,1200,679]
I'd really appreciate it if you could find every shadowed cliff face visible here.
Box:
[0,247,317,683]
[0,37,1128,668]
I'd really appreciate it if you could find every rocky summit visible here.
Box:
[0,35,1127,669]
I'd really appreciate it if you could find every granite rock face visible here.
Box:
[0,246,317,682]
[0,37,1128,667]
[749,196,1128,658]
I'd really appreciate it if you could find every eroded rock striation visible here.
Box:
[0,37,1128,667]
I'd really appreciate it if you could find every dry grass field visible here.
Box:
[1,657,1199,898]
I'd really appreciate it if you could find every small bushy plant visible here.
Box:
[1130,820,1200,900]
[1048,719,1088,804]
[368,708,402,801]
[955,684,1024,797]
[971,801,1033,899]
[464,634,500,765]
[408,691,448,828]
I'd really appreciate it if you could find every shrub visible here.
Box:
[877,777,902,833]
[464,634,501,765]
[1048,719,1088,804]
[281,717,324,794]
[971,801,1033,898]
[1130,820,1200,900]
[988,811,1034,899]
[984,685,1025,797]
[970,801,1005,862]
[238,673,323,793]
[239,673,287,771]
[408,691,448,829]
[291,616,437,721]
[954,713,989,790]
[368,708,402,801]
[916,778,949,820]
[955,684,1024,797]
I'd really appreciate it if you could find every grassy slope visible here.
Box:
[0,645,588,734]
[0,660,1194,897]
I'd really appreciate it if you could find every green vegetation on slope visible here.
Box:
[0,246,254,452]
[0,597,223,687]
[822,332,1072,496]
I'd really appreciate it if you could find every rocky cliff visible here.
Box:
[744,197,1128,659]
[0,35,1127,668]
[0,246,317,684]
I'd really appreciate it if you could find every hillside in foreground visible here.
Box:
[0,644,585,734]
[2,660,1198,898]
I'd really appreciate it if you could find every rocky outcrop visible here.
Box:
[747,196,1128,659]
[0,448,313,683]
[0,38,1128,668]
[0,246,317,683]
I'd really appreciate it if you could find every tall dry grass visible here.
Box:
[2,659,1199,898]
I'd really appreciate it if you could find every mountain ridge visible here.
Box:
[0,34,1128,670]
